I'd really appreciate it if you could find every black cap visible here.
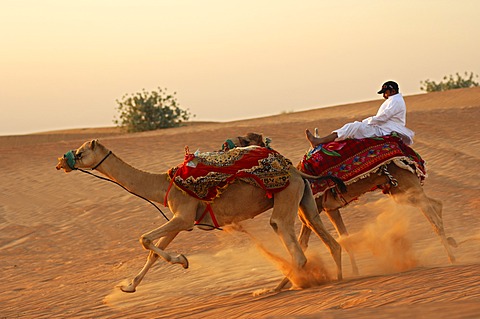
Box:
[377,81,399,94]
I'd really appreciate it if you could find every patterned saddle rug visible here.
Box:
[168,146,293,202]
[298,135,426,196]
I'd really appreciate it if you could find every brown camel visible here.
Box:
[56,139,345,293]
[227,133,457,277]
[313,162,457,274]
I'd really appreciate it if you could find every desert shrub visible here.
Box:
[420,72,479,92]
[114,87,193,132]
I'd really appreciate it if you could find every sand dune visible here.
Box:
[1,87,479,318]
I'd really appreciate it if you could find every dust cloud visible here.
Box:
[339,198,419,274]
[227,221,333,291]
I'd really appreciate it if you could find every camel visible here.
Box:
[227,133,457,277]
[56,139,346,293]
[311,162,457,275]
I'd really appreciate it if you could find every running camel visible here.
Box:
[56,139,346,293]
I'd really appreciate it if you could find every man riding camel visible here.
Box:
[305,81,415,147]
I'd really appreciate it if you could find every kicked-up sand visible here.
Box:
[1,87,480,318]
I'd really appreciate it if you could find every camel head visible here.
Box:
[222,132,271,150]
[56,139,107,172]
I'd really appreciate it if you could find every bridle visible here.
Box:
[63,149,112,171]
[91,151,112,170]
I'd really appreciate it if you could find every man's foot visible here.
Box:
[305,129,321,148]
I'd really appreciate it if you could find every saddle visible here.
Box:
[168,146,292,202]
[298,135,426,196]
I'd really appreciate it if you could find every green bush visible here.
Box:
[114,87,193,132]
[420,72,479,92]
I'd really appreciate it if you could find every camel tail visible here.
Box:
[322,175,347,193]
[296,169,347,193]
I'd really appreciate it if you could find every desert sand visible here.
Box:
[1,87,480,318]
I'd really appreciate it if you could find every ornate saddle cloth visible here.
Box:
[168,146,292,202]
[298,135,426,196]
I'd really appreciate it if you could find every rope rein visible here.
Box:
[76,150,171,222]
[79,169,226,229]
[78,168,171,222]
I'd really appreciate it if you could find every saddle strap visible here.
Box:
[195,203,221,229]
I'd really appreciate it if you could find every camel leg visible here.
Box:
[120,232,180,293]
[269,184,309,272]
[271,181,343,294]
[300,183,343,280]
[299,210,343,281]
[298,219,313,249]
[139,217,193,268]
[273,223,313,292]
[324,208,359,276]
[273,205,344,293]
[391,189,456,263]
[419,195,456,263]
[269,208,307,271]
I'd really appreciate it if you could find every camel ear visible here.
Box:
[90,139,99,150]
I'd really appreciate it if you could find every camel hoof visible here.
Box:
[447,237,458,248]
[252,288,276,296]
[119,284,136,293]
[180,254,189,269]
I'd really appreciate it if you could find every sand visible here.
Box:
[1,87,480,318]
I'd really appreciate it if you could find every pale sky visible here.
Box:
[1,0,479,135]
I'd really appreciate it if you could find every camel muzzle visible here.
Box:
[56,150,77,172]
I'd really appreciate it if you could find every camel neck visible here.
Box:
[95,152,169,203]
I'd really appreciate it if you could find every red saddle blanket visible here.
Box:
[298,135,426,196]
[168,146,292,202]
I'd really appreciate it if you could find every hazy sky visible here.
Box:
[1,0,479,135]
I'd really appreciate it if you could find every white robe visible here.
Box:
[333,93,415,145]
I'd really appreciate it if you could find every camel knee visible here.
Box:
[269,218,295,235]
[140,235,153,250]
[270,220,279,233]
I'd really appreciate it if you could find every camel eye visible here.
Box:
[76,152,83,159]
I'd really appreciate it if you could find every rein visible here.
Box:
[66,148,223,229]
[72,150,171,223]
[77,169,171,222]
